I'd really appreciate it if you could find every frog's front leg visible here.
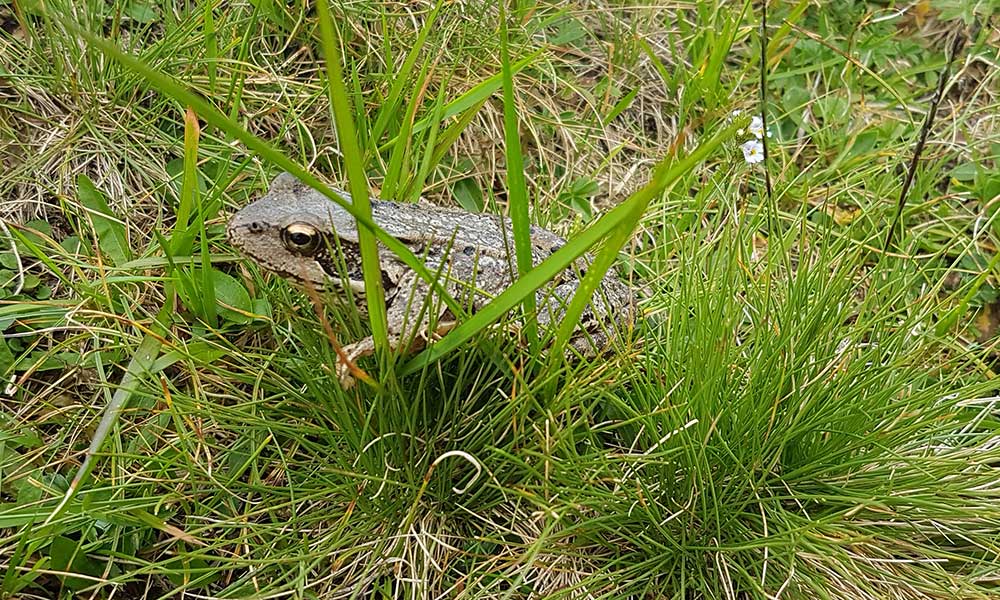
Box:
[336,272,456,387]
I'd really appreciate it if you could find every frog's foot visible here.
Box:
[335,322,458,388]
[336,337,377,389]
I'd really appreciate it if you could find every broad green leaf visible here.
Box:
[48,536,103,590]
[452,178,484,213]
[19,274,39,291]
[126,1,159,24]
[211,269,253,325]
[250,298,273,322]
[950,162,978,182]
[77,175,132,266]
[20,219,52,242]
[0,337,14,376]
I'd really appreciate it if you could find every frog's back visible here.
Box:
[371,200,567,261]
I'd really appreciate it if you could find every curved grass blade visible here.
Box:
[44,310,168,525]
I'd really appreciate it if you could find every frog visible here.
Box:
[226,172,636,385]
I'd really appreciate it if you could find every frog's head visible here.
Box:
[227,172,360,289]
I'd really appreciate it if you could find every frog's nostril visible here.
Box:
[249,221,265,233]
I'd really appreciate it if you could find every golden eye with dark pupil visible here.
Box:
[281,223,321,255]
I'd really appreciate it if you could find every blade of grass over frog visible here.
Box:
[43,309,169,526]
[60,16,467,320]
[316,0,389,354]
[402,121,743,377]
[376,50,543,155]
[548,121,740,366]
[499,3,537,350]
[398,213,621,376]
[369,0,444,147]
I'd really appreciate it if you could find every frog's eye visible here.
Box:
[281,223,322,255]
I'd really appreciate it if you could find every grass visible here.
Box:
[1,0,1000,598]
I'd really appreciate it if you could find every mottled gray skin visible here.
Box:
[227,172,635,382]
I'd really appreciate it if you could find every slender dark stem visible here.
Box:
[758,0,773,203]
[884,31,966,252]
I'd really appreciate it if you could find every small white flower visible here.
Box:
[749,116,764,138]
[741,140,764,164]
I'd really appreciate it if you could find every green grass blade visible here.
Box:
[369,0,444,146]
[407,75,449,203]
[383,57,431,200]
[184,108,216,325]
[43,311,168,525]
[428,96,490,170]
[315,0,389,352]
[203,2,217,90]
[499,5,537,349]
[173,107,199,257]
[603,87,640,125]
[376,50,543,155]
